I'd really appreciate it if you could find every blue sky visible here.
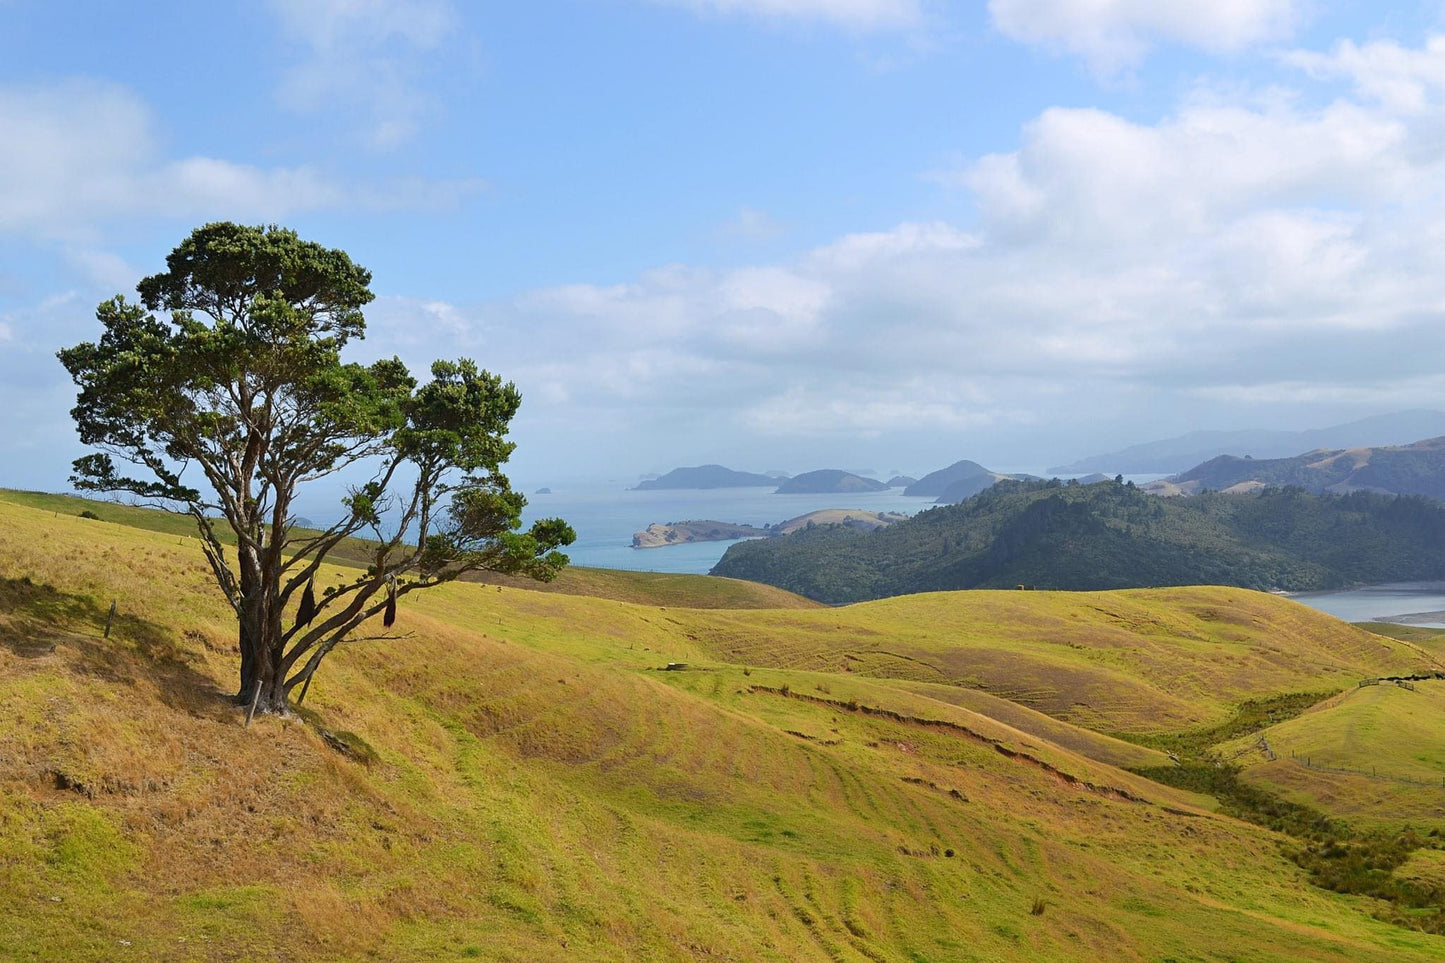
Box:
[5,0,1445,489]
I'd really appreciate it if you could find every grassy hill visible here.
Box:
[712,478,1445,603]
[1218,680,1445,827]
[5,498,1445,959]
[675,586,1440,732]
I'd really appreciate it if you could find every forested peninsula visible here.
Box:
[711,478,1445,603]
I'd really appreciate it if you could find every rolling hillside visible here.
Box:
[1149,436,1445,500]
[1220,679,1445,828]
[4,498,1445,959]
[712,478,1445,603]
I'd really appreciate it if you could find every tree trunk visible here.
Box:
[235,544,290,714]
[237,625,290,714]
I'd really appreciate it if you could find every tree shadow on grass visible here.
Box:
[0,575,235,719]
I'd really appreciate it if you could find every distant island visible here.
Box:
[632,464,780,490]
[904,459,1038,503]
[1049,409,1445,475]
[885,475,917,488]
[712,477,1445,603]
[633,509,906,548]
[774,469,888,494]
[534,487,552,494]
[1143,435,1445,500]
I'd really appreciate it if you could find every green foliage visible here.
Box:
[713,478,1445,603]
[55,222,574,709]
[1127,692,1336,759]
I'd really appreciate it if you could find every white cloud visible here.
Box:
[741,382,1004,437]
[953,100,1413,244]
[990,0,1300,72]
[646,0,924,32]
[0,79,481,240]
[268,0,457,148]
[355,37,1445,462]
[1284,36,1445,114]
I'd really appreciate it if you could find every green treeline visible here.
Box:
[711,478,1445,603]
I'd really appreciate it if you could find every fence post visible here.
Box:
[244,680,263,727]
[103,600,117,638]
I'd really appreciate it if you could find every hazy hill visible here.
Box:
[905,459,1037,503]
[712,478,1445,603]
[1149,436,1445,500]
[1050,410,1445,474]
[773,469,887,494]
[632,464,778,489]
[5,496,1444,958]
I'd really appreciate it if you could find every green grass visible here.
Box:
[664,587,1440,733]
[3,497,1445,959]
[1214,681,1445,827]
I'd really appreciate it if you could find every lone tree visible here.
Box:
[58,223,575,715]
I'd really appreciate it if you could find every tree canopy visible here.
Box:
[58,222,574,714]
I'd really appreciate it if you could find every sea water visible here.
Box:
[1287,583,1445,628]
[518,485,935,574]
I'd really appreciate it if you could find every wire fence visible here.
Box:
[1283,750,1445,788]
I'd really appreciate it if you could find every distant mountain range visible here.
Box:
[638,461,1040,500]
[1145,436,1445,500]
[1049,410,1445,475]
[712,478,1445,604]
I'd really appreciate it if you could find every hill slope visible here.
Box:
[713,478,1445,603]
[1152,436,1445,500]
[1219,679,1445,827]
[903,459,1036,503]
[1050,410,1445,475]
[4,499,1444,958]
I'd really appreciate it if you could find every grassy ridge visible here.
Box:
[4,500,1444,958]
[667,587,1439,733]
